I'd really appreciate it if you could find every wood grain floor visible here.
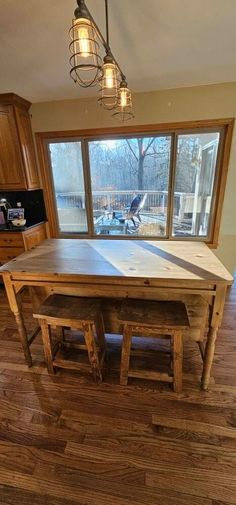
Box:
[0,282,236,505]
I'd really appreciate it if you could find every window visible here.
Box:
[88,136,171,237]
[173,132,220,237]
[37,119,233,246]
[49,141,88,234]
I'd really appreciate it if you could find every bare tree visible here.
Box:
[126,138,156,189]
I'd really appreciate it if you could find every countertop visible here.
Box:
[0,222,45,232]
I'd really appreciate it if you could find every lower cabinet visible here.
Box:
[0,223,47,266]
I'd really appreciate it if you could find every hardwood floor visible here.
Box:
[0,282,236,504]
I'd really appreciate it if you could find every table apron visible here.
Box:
[12,279,217,299]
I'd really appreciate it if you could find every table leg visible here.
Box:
[3,273,32,367]
[201,284,227,390]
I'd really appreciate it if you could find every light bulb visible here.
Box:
[104,66,114,88]
[78,25,90,57]
[120,89,127,107]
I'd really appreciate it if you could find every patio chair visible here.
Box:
[125,193,147,229]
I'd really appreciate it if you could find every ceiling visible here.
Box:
[0,0,236,103]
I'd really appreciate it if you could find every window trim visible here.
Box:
[36,118,234,247]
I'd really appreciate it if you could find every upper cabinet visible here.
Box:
[0,93,40,190]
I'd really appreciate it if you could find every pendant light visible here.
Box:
[98,52,120,110]
[98,1,119,110]
[69,0,102,87]
[113,78,134,121]
[69,0,134,119]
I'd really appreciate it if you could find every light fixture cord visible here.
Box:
[104,0,125,81]
[105,0,110,48]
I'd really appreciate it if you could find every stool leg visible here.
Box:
[170,336,174,371]
[55,326,65,346]
[172,330,183,393]
[83,323,103,383]
[95,313,107,353]
[120,325,132,386]
[197,341,205,362]
[40,319,55,375]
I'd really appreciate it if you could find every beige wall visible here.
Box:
[31,82,236,273]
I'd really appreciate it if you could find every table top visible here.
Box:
[0,239,233,286]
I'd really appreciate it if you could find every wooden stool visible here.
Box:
[33,294,106,382]
[119,299,190,392]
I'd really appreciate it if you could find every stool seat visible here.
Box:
[34,294,102,325]
[119,299,190,329]
[119,299,190,392]
[33,295,106,382]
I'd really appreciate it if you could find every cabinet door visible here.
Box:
[15,107,40,189]
[0,105,27,189]
[0,246,25,262]
[23,223,47,251]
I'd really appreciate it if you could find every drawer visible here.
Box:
[0,233,24,247]
[0,247,24,261]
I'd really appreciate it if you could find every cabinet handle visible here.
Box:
[7,255,15,259]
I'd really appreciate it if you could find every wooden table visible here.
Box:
[0,239,233,389]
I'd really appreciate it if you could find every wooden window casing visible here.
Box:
[36,118,234,247]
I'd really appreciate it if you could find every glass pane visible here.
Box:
[48,142,88,234]
[88,137,171,237]
[172,132,220,237]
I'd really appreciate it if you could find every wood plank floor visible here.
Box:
[0,282,236,504]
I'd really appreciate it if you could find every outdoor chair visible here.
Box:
[125,193,147,229]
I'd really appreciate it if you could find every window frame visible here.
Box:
[36,118,234,247]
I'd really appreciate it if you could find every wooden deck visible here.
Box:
[0,280,236,504]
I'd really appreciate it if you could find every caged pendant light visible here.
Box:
[113,78,134,121]
[98,0,119,110]
[69,0,102,87]
[69,0,134,120]
[98,52,120,110]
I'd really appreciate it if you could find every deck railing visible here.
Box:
[56,190,191,218]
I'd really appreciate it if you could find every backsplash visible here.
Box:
[0,189,47,227]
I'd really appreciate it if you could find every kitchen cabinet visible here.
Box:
[22,222,47,250]
[0,93,39,190]
[0,223,47,266]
